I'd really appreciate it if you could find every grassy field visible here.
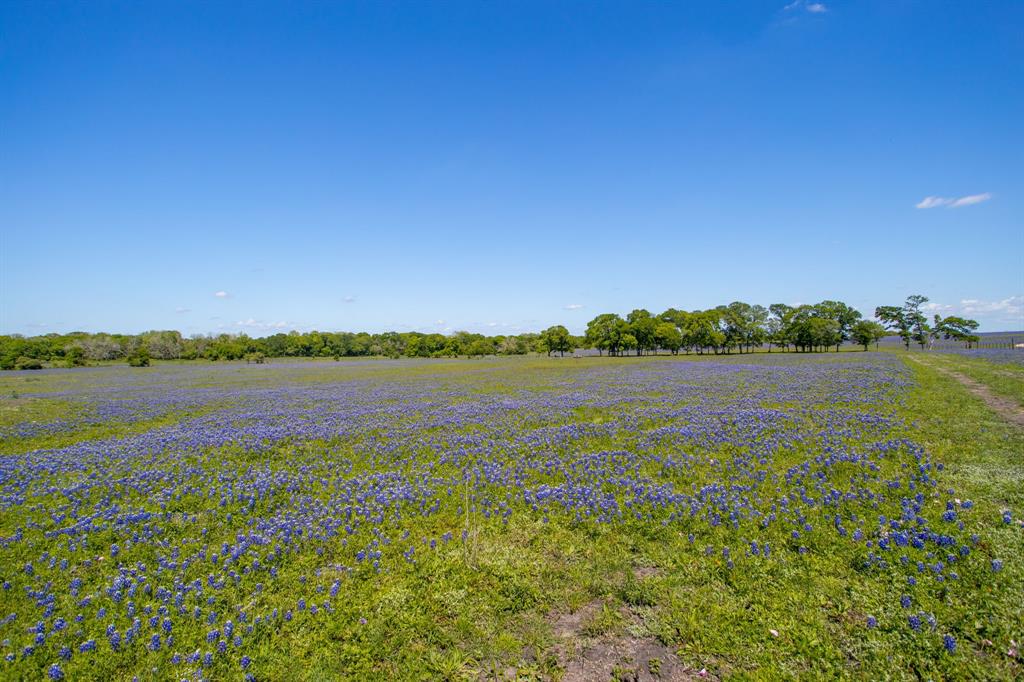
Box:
[0,352,1021,681]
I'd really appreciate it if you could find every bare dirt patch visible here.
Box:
[548,600,712,681]
[909,356,1024,428]
[632,565,661,580]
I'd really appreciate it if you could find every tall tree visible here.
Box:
[875,305,911,350]
[904,295,931,349]
[850,320,887,350]
[931,315,980,348]
[815,300,863,352]
[539,325,573,357]
[626,309,658,356]
[585,313,627,356]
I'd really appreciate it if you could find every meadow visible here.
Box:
[1,352,1021,681]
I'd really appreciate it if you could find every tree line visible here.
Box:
[0,294,983,369]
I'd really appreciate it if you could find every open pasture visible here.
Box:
[1,354,1021,680]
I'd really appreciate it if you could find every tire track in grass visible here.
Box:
[906,355,1024,428]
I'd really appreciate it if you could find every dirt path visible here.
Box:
[907,356,1024,428]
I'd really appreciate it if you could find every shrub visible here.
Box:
[128,350,151,367]
[14,352,42,368]
[63,347,88,368]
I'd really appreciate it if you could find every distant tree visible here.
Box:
[466,338,494,357]
[875,305,912,350]
[620,332,638,355]
[931,315,980,348]
[904,295,931,349]
[809,318,842,352]
[626,309,658,356]
[681,310,724,354]
[77,335,124,361]
[850,320,887,350]
[815,300,863,352]
[141,330,184,359]
[127,348,151,367]
[654,322,682,354]
[767,303,795,352]
[539,325,573,357]
[585,313,628,356]
[63,346,87,367]
[15,356,43,370]
[718,301,768,353]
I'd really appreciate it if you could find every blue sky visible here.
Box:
[2,0,1021,336]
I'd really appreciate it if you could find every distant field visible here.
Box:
[0,353,1021,680]
[876,330,1024,351]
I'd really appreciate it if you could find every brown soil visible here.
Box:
[548,600,712,681]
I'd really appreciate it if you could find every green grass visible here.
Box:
[0,354,1021,680]
[906,351,1024,408]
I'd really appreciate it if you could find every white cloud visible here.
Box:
[214,291,230,298]
[916,296,1023,328]
[235,318,289,331]
[959,296,1023,317]
[784,1,827,12]
[916,192,992,209]
[564,303,585,310]
[175,307,190,314]
[950,192,992,207]
[916,196,950,209]
[342,296,356,304]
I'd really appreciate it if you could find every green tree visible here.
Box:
[931,315,980,348]
[654,322,683,354]
[904,295,931,349]
[815,300,862,352]
[875,305,911,350]
[626,309,657,356]
[850,320,887,350]
[585,313,627,356]
[127,348,151,367]
[539,325,573,357]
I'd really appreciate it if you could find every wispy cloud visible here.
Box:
[235,318,289,331]
[923,302,954,314]
[342,296,357,304]
[919,296,1023,327]
[214,291,230,298]
[959,296,1023,318]
[916,192,992,209]
[784,1,827,13]
[175,307,191,314]
[564,303,584,310]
